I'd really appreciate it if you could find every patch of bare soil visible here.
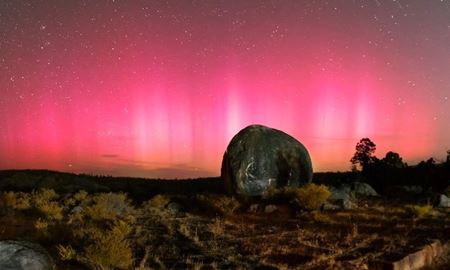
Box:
[132,198,450,269]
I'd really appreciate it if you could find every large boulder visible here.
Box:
[0,241,54,270]
[221,125,313,197]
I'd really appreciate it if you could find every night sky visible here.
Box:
[1,0,449,178]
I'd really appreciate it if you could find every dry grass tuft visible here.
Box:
[208,217,225,237]
[196,194,240,215]
[406,204,433,218]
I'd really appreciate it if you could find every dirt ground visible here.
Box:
[1,194,449,270]
[130,197,450,270]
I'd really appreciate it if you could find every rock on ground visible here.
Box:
[329,185,353,201]
[342,198,357,210]
[327,182,377,210]
[439,194,450,208]
[0,240,54,270]
[166,202,184,215]
[221,124,313,197]
[264,205,278,213]
[350,182,379,197]
[329,182,378,201]
[248,204,259,213]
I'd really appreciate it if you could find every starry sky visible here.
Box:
[0,0,449,178]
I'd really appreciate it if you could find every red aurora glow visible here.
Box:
[0,1,449,178]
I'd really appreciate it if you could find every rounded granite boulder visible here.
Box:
[0,240,54,270]
[221,124,313,197]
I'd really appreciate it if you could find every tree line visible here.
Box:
[350,138,450,193]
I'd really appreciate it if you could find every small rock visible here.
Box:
[166,202,184,215]
[322,203,339,211]
[342,198,357,210]
[71,206,83,213]
[0,240,54,270]
[403,185,423,194]
[248,204,259,213]
[264,205,278,213]
[439,194,450,208]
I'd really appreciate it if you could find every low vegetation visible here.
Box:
[407,204,434,218]
[196,193,240,215]
[263,183,331,210]
[288,184,331,210]
[0,171,449,269]
[0,189,135,269]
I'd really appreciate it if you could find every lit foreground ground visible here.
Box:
[0,190,449,269]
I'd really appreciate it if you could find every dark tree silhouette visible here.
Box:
[446,150,450,166]
[350,138,377,171]
[381,151,406,168]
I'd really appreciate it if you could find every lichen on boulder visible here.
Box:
[221,124,313,197]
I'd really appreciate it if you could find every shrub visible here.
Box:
[146,194,171,209]
[407,204,433,218]
[34,188,59,202]
[178,223,199,242]
[73,190,88,202]
[208,218,225,236]
[57,244,76,261]
[262,184,331,210]
[34,218,49,231]
[31,189,63,220]
[196,194,240,215]
[261,186,285,201]
[287,184,331,210]
[79,221,133,269]
[68,210,84,224]
[35,201,63,220]
[445,186,450,197]
[0,191,31,210]
[84,193,134,222]
[63,197,77,208]
[311,211,332,223]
